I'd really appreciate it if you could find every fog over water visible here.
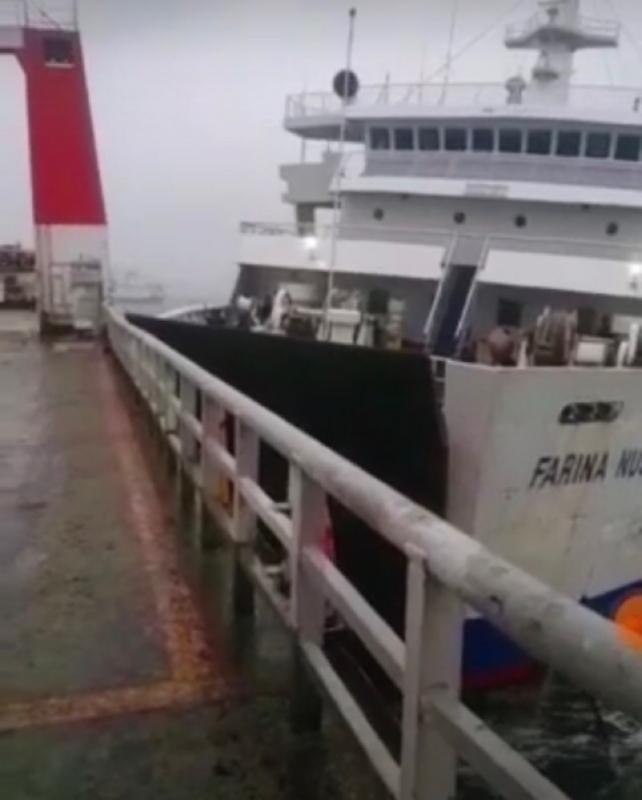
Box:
[0,0,641,304]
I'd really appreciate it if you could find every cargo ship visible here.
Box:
[154,0,642,688]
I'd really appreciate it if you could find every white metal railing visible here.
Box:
[240,216,642,266]
[505,13,620,43]
[239,221,312,237]
[285,81,642,119]
[239,218,458,245]
[0,0,78,29]
[106,306,642,800]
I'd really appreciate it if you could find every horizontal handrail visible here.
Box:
[0,0,78,30]
[506,13,620,42]
[240,215,642,264]
[240,219,475,243]
[285,81,642,119]
[107,305,642,800]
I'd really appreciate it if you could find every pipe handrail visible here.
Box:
[106,305,642,799]
[106,306,642,715]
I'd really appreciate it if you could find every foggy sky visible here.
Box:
[0,0,641,303]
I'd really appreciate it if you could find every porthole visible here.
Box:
[454,211,466,225]
[607,222,619,236]
[373,208,385,221]
[514,214,527,228]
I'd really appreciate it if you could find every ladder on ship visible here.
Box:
[424,238,481,356]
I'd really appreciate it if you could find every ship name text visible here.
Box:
[529,448,642,489]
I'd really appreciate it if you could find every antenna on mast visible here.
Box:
[505,0,619,103]
[323,7,358,338]
[441,0,459,104]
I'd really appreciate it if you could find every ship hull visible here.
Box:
[128,314,642,690]
[463,580,642,689]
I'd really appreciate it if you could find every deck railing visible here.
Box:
[505,13,620,43]
[285,81,642,120]
[106,306,642,800]
[0,1,78,30]
[239,217,642,267]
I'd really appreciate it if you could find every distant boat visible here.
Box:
[108,270,165,310]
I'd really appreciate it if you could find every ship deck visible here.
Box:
[0,312,384,800]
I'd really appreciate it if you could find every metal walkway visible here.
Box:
[0,315,385,800]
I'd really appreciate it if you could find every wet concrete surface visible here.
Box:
[0,333,166,699]
[0,319,388,799]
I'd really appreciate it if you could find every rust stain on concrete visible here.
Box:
[0,345,227,732]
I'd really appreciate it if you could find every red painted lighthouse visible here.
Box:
[0,2,107,332]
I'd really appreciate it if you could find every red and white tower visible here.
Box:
[0,1,107,333]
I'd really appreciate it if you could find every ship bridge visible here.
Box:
[281,0,638,205]
[249,0,642,359]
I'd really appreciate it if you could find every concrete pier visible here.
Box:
[0,313,385,799]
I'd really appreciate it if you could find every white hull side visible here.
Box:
[445,362,642,601]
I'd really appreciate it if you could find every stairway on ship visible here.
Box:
[431,264,477,357]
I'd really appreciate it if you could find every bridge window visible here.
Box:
[472,128,494,152]
[394,127,414,151]
[615,133,641,161]
[499,128,523,154]
[556,131,581,157]
[445,128,467,151]
[527,129,552,155]
[418,127,440,151]
[370,127,390,151]
[43,37,75,67]
[585,132,611,159]
[584,133,611,158]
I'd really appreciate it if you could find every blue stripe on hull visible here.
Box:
[463,580,642,690]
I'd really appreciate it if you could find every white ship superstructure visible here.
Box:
[237,0,642,356]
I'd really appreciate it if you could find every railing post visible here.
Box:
[150,350,164,422]
[172,373,187,524]
[400,545,464,800]
[178,378,199,466]
[162,361,177,434]
[289,464,326,733]
[201,396,227,546]
[130,337,141,391]
[232,416,259,616]
[180,380,203,548]
[157,361,177,481]
[233,417,259,545]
